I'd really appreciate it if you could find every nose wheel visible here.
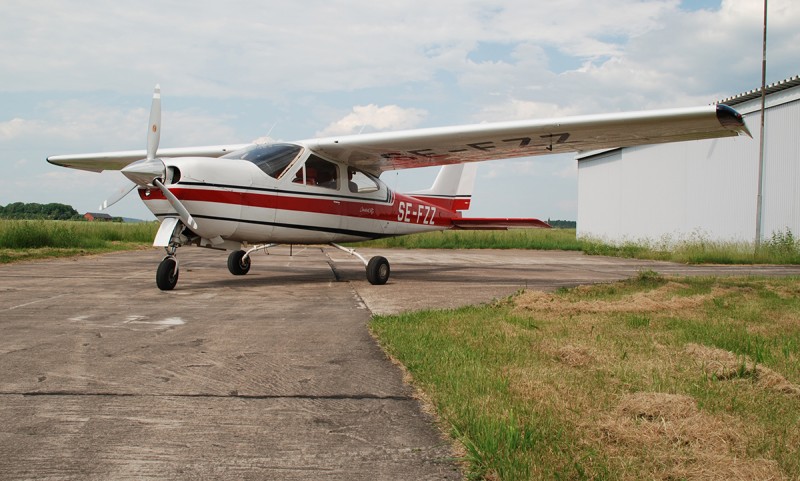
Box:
[156,256,179,291]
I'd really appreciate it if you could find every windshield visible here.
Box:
[222,143,302,178]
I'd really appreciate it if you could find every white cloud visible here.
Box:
[1,100,239,150]
[315,104,428,137]
[0,118,40,141]
[477,99,584,122]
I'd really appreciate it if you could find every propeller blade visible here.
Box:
[153,178,198,230]
[99,182,137,211]
[146,84,161,161]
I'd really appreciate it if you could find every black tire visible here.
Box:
[156,257,179,291]
[227,250,251,276]
[366,256,390,285]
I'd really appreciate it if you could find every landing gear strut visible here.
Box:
[226,244,277,276]
[330,243,391,285]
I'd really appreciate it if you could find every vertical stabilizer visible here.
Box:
[409,163,477,212]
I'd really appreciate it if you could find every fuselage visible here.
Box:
[138,142,459,246]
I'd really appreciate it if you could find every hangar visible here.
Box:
[576,75,800,246]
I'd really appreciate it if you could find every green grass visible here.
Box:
[371,274,800,479]
[582,232,800,264]
[354,228,584,251]
[0,220,158,262]
[5,221,800,266]
[352,228,800,264]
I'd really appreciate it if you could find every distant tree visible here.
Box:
[546,219,577,229]
[0,202,81,220]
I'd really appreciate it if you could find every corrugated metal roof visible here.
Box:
[716,75,800,106]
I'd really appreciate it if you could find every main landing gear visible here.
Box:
[227,250,251,276]
[330,243,390,285]
[366,256,390,285]
[224,243,391,285]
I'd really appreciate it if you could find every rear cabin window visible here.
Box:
[222,143,302,178]
[347,167,380,193]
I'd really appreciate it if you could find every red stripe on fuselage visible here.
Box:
[139,186,458,226]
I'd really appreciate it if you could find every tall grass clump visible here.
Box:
[0,220,158,262]
[582,229,800,265]
[0,220,92,248]
[758,228,800,263]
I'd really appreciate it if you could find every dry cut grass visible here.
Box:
[371,273,800,480]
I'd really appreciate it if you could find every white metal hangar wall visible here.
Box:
[576,76,800,245]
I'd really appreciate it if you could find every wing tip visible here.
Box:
[46,156,66,167]
[716,104,752,138]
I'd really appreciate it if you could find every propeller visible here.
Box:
[99,85,198,230]
[146,84,161,161]
[153,178,197,229]
[99,182,137,211]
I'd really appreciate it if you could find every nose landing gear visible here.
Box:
[156,255,179,290]
[156,244,180,291]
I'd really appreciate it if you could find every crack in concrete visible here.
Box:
[0,390,414,401]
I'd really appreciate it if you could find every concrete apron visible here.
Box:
[2,246,799,479]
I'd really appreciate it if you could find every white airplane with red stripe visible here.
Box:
[48,85,750,290]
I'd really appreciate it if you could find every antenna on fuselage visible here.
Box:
[252,123,279,145]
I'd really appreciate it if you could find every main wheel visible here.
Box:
[156,257,179,291]
[227,250,251,275]
[366,256,390,285]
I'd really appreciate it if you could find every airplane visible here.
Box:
[47,85,751,290]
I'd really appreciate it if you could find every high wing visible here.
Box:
[306,104,750,174]
[47,144,250,172]
[47,104,749,175]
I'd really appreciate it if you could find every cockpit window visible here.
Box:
[222,143,302,178]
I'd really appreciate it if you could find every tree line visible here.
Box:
[0,202,83,220]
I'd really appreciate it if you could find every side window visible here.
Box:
[347,167,380,193]
[292,155,339,190]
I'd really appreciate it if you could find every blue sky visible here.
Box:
[1,0,797,221]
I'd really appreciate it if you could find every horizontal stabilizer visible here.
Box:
[451,217,551,230]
